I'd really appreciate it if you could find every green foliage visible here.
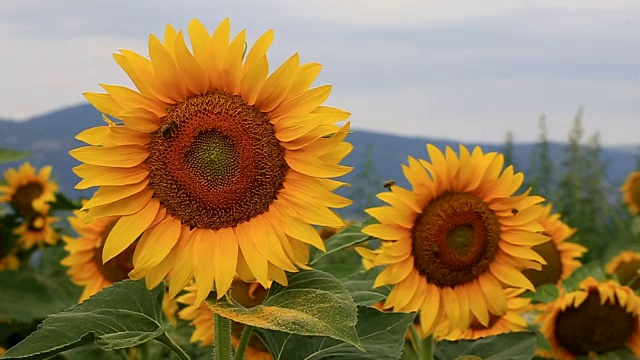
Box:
[433,332,537,360]
[561,261,606,292]
[503,131,515,168]
[342,267,390,306]
[0,149,29,164]
[1,280,177,360]
[256,306,415,360]
[206,269,362,349]
[0,270,79,323]
[527,284,559,304]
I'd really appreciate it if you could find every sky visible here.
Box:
[1,0,639,145]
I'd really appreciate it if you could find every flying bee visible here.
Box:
[158,120,178,138]
[383,180,396,191]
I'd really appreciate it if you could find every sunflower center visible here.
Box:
[612,259,640,290]
[147,91,289,230]
[12,182,43,215]
[94,221,136,283]
[411,192,501,287]
[554,290,636,355]
[522,235,562,287]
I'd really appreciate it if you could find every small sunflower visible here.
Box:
[360,144,547,336]
[606,251,640,290]
[14,210,59,249]
[70,18,351,306]
[0,162,57,215]
[61,212,135,302]
[0,253,19,271]
[0,223,19,270]
[522,203,587,287]
[435,288,530,340]
[177,280,272,359]
[621,171,640,215]
[539,277,640,359]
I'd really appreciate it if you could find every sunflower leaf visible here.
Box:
[256,306,415,360]
[206,269,362,349]
[0,148,29,164]
[342,267,390,306]
[528,283,559,304]
[561,261,606,292]
[1,280,173,360]
[310,224,372,265]
[434,332,537,360]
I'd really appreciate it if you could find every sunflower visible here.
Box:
[61,211,135,302]
[14,210,59,249]
[0,223,19,270]
[70,18,352,306]
[0,254,19,271]
[359,144,548,336]
[606,251,640,290]
[177,280,273,359]
[621,171,640,215]
[522,203,587,287]
[539,277,640,359]
[0,162,57,215]
[434,288,530,340]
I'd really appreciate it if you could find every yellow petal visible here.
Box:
[103,199,160,263]
[373,258,414,287]
[74,164,149,189]
[235,221,269,286]
[84,92,122,115]
[174,30,209,94]
[285,151,352,178]
[133,217,182,270]
[70,145,148,168]
[81,179,150,210]
[286,62,322,98]
[86,189,153,220]
[489,261,535,291]
[221,29,246,95]
[254,53,299,112]
[192,229,217,305]
[212,227,238,297]
[243,30,274,74]
[269,85,332,121]
[240,55,269,106]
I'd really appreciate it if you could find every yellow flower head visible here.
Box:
[70,19,352,306]
[606,251,640,290]
[0,162,57,215]
[14,211,59,249]
[539,277,640,360]
[621,171,640,215]
[61,212,134,302]
[522,203,587,287]
[177,280,272,359]
[359,144,547,336]
[435,288,531,340]
[0,223,20,270]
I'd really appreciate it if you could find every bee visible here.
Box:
[383,180,396,191]
[511,208,519,215]
[158,120,178,138]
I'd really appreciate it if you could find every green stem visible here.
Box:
[234,325,255,360]
[156,333,190,360]
[409,324,421,355]
[214,313,233,360]
[419,334,435,360]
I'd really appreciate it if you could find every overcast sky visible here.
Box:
[1,0,639,145]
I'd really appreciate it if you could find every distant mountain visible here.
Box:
[0,103,638,216]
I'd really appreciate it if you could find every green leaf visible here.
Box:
[2,280,171,359]
[561,262,606,292]
[579,347,638,359]
[0,149,29,164]
[257,306,415,360]
[50,192,82,211]
[529,284,559,304]
[434,332,537,360]
[310,224,371,265]
[342,267,390,306]
[206,269,362,349]
[0,271,78,323]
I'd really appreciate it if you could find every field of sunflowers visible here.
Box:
[1,17,640,360]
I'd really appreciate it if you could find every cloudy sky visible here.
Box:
[1,0,639,145]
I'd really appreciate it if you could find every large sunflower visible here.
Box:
[0,162,57,215]
[622,171,640,215]
[434,288,530,340]
[61,211,135,302]
[360,144,547,336]
[539,277,640,359]
[522,203,587,287]
[70,19,352,305]
[14,210,59,249]
[177,281,272,359]
[606,251,640,290]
